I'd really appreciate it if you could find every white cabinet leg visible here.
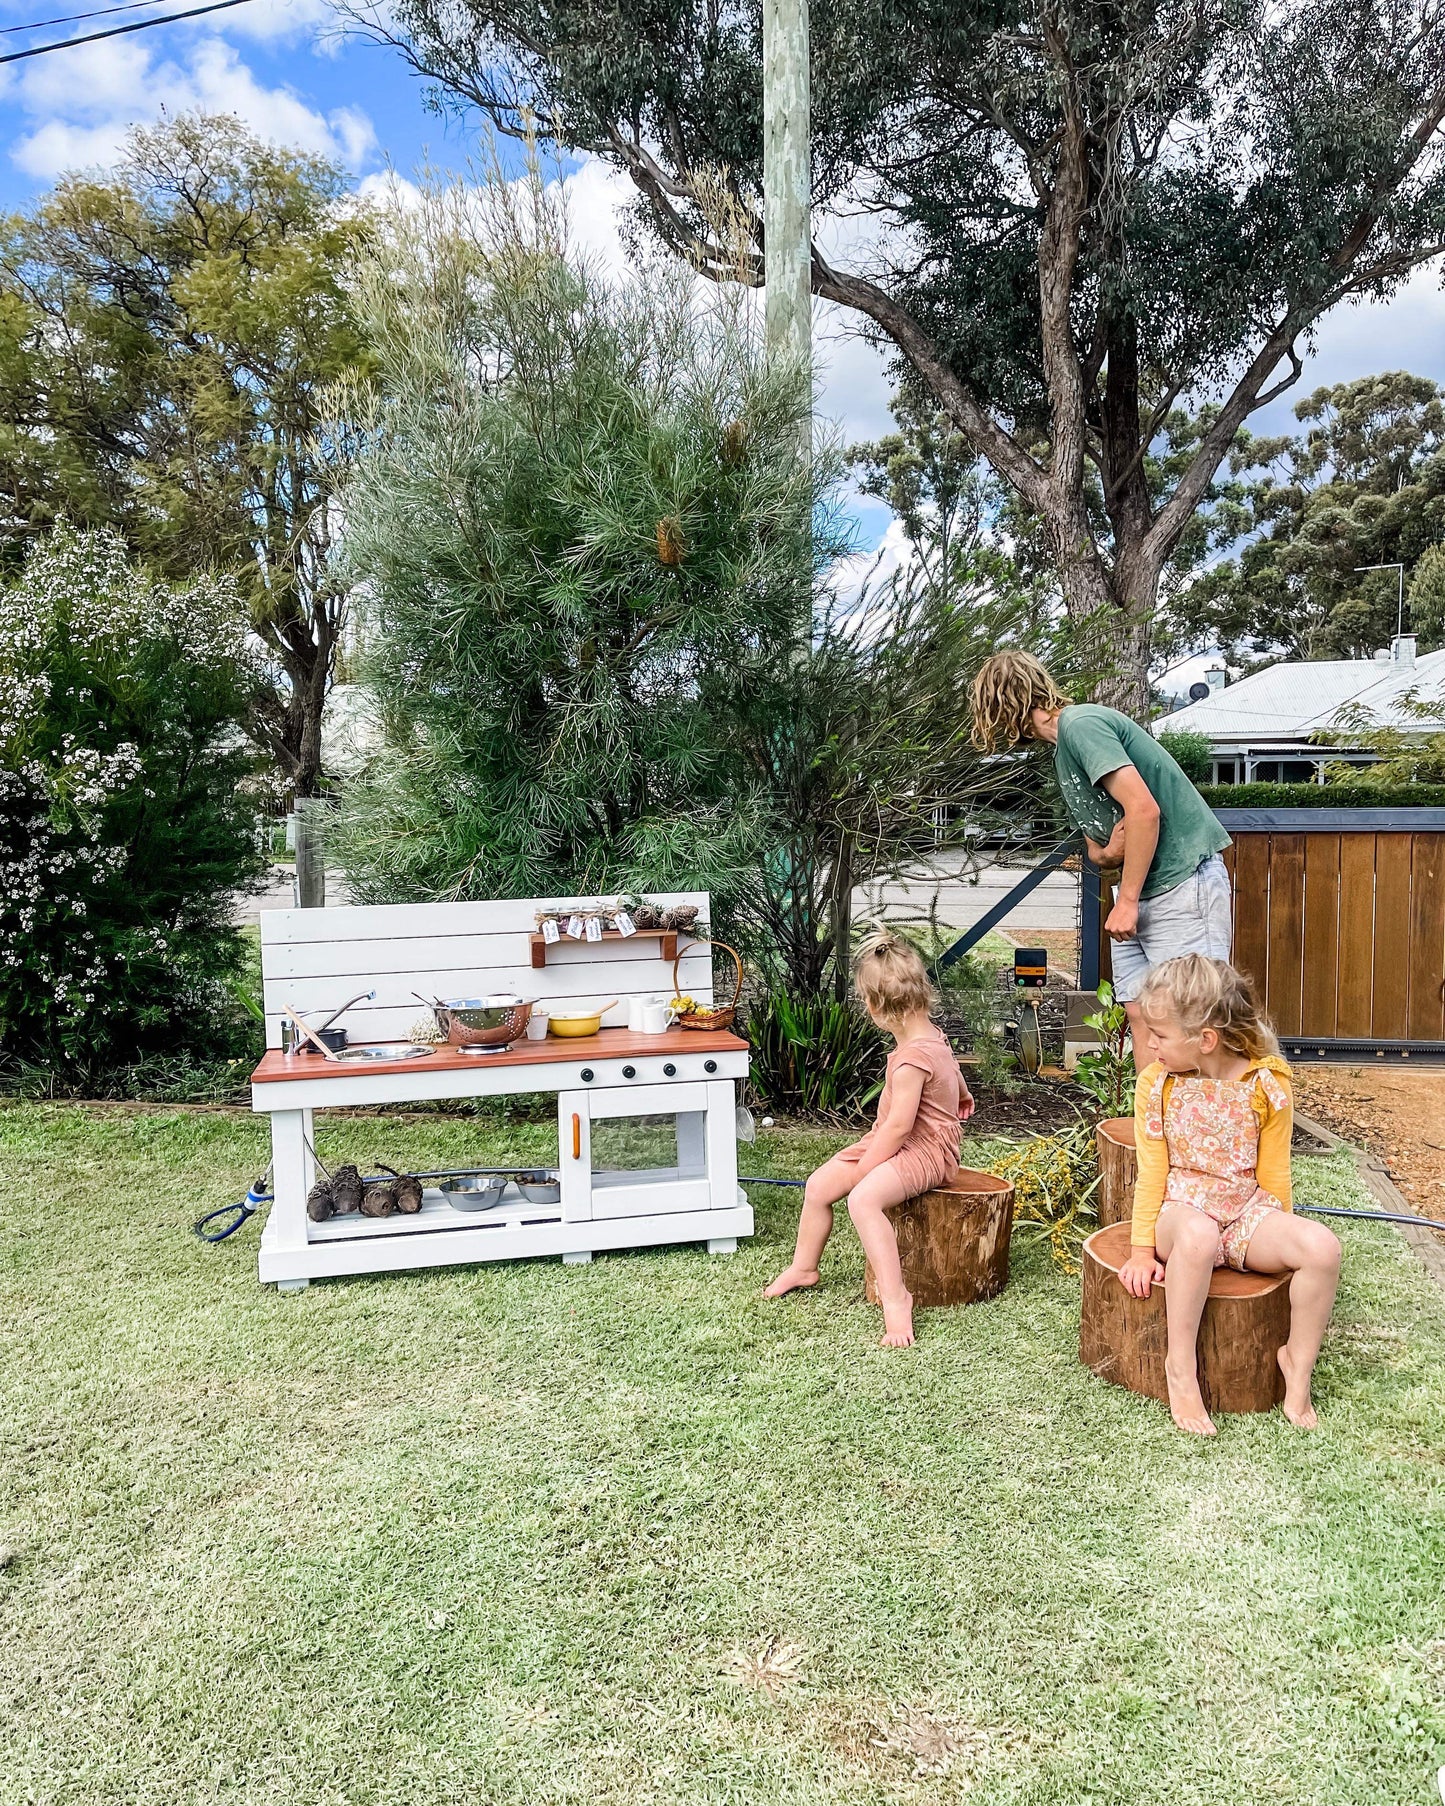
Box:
[704,1080,739,1212]
[707,1237,737,1255]
[268,1110,311,1264]
[562,1249,593,1266]
[277,1279,310,1293]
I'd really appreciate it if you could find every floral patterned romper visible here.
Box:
[1143,1066,1290,1270]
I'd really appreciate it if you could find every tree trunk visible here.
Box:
[294,797,326,909]
[1055,549,1156,721]
[1095,1118,1136,1229]
[863,1170,1015,1308]
[1080,1222,1290,1414]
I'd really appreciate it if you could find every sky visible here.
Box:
[0,0,1441,591]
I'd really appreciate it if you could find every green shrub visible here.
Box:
[745,990,887,1121]
[0,524,265,1080]
[1200,781,1445,808]
[1156,728,1213,783]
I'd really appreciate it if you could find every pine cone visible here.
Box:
[306,1180,335,1223]
[632,903,661,930]
[394,1174,424,1213]
[361,1181,398,1218]
[331,1164,363,1214]
[720,419,749,467]
[656,515,686,567]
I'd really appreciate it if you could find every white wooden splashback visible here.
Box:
[258,892,713,1049]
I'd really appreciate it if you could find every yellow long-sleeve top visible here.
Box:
[1130,1055,1294,1250]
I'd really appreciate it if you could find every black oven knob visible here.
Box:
[704,1059,718,1074]
[579,1068,595,1083]
[663,1062,677,1077]
[622,1064,637,1079]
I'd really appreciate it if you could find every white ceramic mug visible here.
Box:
[641,1001,670,1034]
[626,995,650,1032]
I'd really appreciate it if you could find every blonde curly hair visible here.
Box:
[970,650,1070,751]
[1136,955,1280,1062]
[854,929,937,1026]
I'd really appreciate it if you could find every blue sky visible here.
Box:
[0,0,1440,573]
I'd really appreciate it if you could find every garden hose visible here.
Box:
[193,1167,273,1242]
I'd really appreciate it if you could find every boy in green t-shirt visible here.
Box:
[971,651,1232,1033]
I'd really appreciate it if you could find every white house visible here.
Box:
[1158,635,1445,783]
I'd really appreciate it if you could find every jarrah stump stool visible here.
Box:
[1095,1118,1137,1229]
[863,1169,1015,1309]
[1080,1222,1291,1414]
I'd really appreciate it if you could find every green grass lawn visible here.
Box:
[2,1103,1443,1805]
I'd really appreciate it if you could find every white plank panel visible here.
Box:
[260,892,709,946]
[264,954,710,1015]
[261,958,714,1045]
[260,930,700,982]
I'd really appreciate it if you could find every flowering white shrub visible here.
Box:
[0,523,264,1076]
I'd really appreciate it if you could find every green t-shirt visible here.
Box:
[1054,704,1230,900]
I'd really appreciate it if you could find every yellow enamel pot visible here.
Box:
[547,1000,617,1038]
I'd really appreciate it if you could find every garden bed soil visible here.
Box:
[962,1075,1096,1137]
[1291,1066,1445,1223]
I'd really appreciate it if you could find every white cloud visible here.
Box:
[9,31,377,181]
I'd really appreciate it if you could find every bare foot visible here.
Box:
[764,1265,820,1299]
[1164,1358,1216,1436]
[879,1289,915,1348]
[1277,1345,1319,1429]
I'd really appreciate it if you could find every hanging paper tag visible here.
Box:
[613,911,636,937]
[566,914,586,939]
[585,914,604,942]
[541,917,560,944]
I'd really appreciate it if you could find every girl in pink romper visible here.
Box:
[1120,955,1342,1435]
[765,933,974,1346]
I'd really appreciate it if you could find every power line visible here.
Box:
[1,0,172,37]
[0,0,256,63]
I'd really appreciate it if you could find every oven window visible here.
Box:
[590,1111,707,1185]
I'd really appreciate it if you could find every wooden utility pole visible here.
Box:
[763,0,811,374]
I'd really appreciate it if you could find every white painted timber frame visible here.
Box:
[252,893,753,1289]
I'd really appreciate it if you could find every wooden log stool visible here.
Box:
[1079,1222,1291,1413]
[864,1169,1015,1309]
[1095,1117,1137,1228]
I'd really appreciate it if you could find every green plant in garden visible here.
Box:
[1155,729,1213,785]
[0,523,264,1078]
[328,170,820,904]
[987,1117,1100,1273]
[745,991,887,1121]
[1072,983,1138,1120]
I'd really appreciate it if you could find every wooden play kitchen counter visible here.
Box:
[250,892,752,1291]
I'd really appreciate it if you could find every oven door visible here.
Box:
[560,1081,715,1221]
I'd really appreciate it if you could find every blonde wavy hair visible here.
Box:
[970,650,1070,751]
[1136,955,1280,1062]
[854,929,938,1026]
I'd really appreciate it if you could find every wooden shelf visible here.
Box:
[529,927,678,969]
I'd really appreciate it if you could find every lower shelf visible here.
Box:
[259,1192,753,1286]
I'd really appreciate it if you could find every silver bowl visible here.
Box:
[517,1174,561,1206]
[434,995,532,1051]
[441,1175,507,1212]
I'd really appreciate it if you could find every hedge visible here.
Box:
[1199,782,1445,809]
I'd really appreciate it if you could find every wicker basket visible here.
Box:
[670,940,743,1032]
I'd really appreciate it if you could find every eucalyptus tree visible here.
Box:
[355,0,1445,715]
[0,114,373,800]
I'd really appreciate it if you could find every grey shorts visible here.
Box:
[1109,854,1233,1003]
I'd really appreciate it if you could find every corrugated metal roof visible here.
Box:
[1158,649,1445,743]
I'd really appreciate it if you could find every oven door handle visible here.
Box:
[572,1112,581,1160]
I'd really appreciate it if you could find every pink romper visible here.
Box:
[1144,1067,1289,1270]
[837,1027,965,1197]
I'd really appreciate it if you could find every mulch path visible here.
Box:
[1292,1065,1445,1223]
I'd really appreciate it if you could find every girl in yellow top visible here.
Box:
[1120,955,1342,1435]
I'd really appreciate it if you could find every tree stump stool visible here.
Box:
[863,1169,1015,1309]
[1079,1222,1291,1413]
[1095,1118,1136,1228]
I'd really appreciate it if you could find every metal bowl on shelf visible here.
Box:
[517,1172,561,1206]
[430,994,532,1052]
[440,1175,507,1212]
